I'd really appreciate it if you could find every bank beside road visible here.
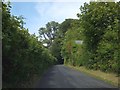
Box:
[66,64,119,88]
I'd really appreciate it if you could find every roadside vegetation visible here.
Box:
[61,2,120,86]
[2,2,56,88]
[61,2,120,75]
[2,1,120,88]
[67,64,118,87]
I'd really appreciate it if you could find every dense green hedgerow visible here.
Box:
[2,2,56,88]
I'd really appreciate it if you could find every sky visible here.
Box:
[10,0,120,36]
[10,1,90,36]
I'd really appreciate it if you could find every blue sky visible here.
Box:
[11,2,89,36]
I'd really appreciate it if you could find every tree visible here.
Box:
[77,2,120,73]
[59,19,79,37]
[39,21,59,47]
[61,19,83,65]
[49,38,63,64]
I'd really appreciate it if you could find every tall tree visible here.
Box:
[59,19,79,37]
[77,2,120,72]
[39,21,59,47]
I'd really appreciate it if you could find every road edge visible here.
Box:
[65,64,119,88]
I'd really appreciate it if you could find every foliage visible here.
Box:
[78,2,119,73]
[2,2,56,88]
[61,2,120,74]
[39,21,59,47]
[61,19,83,66]
[49,37,63,64]
[2,1,120,88]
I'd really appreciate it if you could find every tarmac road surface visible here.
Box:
[34,65,117,88]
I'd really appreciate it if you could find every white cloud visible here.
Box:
[4,0,120,2]
[35,2,84,24]
[5,0,119,2]
[7,0,90,2]
[46,3,79,19]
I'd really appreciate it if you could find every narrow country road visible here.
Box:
[34,65,116,88]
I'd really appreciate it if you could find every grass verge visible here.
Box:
[65,64,119,87]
